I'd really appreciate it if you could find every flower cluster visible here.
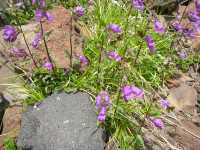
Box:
[35,9,53,22]
[132,0,144,11]
[96,91,110,122]
[74,6,85,17]
[3,25,18,42]
[172,1,200,39]
[108,51,122,62]
[121,85,144,102]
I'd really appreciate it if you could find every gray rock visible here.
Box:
[17,92,105,150]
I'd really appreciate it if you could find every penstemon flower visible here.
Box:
[10,48,27,58]
[79,55,89,65]
[107,24,122,33]
[132,0,144,11]
[43,61,53,71]
[74,6,85,17]
[35,9,53,22]
[3,25,18,42]
[178,51,187,59]
[32,32,42,48]
[152,118,164,129]
[193,22,200,32]
[145,35,155,53]
[121,85,144,102]
[183,28,197,39]
[171,21,183,32]
[32,0,46,8]
[196,1,200,12]
[108,51,122,62]
[96,91,110,122]
[188,11,200,22]
[154,19,165,33]
[160,99,170,109]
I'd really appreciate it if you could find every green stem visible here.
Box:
[121,5,132,56]
[40,21,55,70]
[16,18,38,68]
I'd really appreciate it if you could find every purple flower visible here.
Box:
[32,0,36,4]
[132,0,144,11]
[39,0,46,8]
[160,99,170,109]
[32,32,42,48]
[107,24,122,33]
[183,28,197,39]
[145,35,155,53]
[43,61,53,71]
[152,118,164,129]
[178,51,187,59]
[79,55,88,65]
[35,9,53,22]
[193,22,200,32]
[96,91,110,109]
[3,25,18,42]
[196,1,200,12]
[97,107,106,122]
[35,9,43,22]
[32,0,45,8]
[74,6,85,17]
[108,51,122,62]
[44,12,53,22]
[154,19,165,33]
[188,11,200,22]
[96,91,110,122]
[10,48,27,58]
[121,85,144,102]
[171,22,183,32]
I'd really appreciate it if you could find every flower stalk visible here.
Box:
[39,21,54,70]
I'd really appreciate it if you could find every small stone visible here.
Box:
[168,84,197,112]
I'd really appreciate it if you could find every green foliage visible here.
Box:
[176,54,200,72]
[3,138,22,150]
[31,68,70,97]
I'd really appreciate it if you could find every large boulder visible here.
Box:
[17,92,105,150]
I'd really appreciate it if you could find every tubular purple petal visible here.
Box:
[108,51,122,62]
[152,118,164,129]
[122,85,144,101]
[132,0,144,11]
[43,61,53,71]
[196,1,200,12]
[145,35,155,53]
[32,32,42,48]
[3,25,18,42]
[188,11,200,22]
[154,19,165,33]
[107,24,122,33]
[74,6,85,17]
[160,99,170,109]
[10,48,27,58]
